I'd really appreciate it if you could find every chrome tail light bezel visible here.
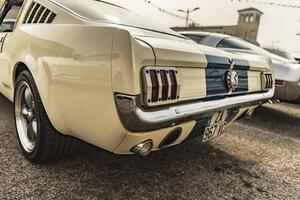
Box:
[142,66,180,107]
[261,72,274,90]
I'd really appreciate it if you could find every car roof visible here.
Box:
[179,31,230,39]
[90,0,127,10]
[179,31,210,37]
[50,0,184,39]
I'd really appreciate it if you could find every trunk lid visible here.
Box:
[136,35,272,101]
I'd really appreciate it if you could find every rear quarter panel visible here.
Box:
[9,24,132,151]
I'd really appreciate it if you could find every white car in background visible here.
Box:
[293,52,300,64]
[180,32,300,103]
[264,48,300,64]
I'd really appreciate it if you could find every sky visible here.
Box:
[110,0,300,53]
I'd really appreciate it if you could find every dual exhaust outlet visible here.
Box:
[268,99,280,104]
[132,128,182,156]
[132,107,259,156]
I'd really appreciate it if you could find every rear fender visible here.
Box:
[12,24,129,152]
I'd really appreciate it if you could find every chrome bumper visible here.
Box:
[115,88,275,132]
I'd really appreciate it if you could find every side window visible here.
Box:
[0,5,22,32]
[184,34,205,44]
[217,38,251,50]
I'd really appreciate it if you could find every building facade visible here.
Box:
[172,7,263,44]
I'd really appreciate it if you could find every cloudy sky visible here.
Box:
[110,0,300,53]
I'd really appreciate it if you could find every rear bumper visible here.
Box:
[275,81,300,103]
[286,81,300,103]
[115,88,275,133]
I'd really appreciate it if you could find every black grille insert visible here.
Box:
[23,1,56,24]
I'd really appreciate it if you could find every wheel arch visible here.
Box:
[11,60,61,136]
[12,59,50,116]
[13,62,30,87]
[7,61,37,102]
[10,26,131,152]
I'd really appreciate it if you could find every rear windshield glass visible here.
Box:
[183,34,206,44]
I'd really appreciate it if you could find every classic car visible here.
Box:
[0,0,274,163]
[265,48,300,64]
[294,54,300,64]
[180,31,300,103]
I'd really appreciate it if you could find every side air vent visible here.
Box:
[47,12,56,23]
[23,1,56,24]
[143,67,180,107]
[261,72,273,90]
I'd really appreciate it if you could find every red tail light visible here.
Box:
[143,67,180,107]
[160,70,169,101]
[169,70,178,100]
[275,79,284,86]
[149,70,159,102]
[262,73,273,90]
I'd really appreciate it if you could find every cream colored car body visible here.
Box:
[0,0,274,154]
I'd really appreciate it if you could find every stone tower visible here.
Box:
[237,8,263,44]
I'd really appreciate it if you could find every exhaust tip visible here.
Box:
[268,99,281,104]
[131,140,153,156]
[245,109,255,119]
[159,128,182,149]
[268,99,274,104]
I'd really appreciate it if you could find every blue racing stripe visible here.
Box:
[232,58,250,70]
[235,70,248,92]
[206,68,229,95]
[186,117,210,140]
[205,55,250,96]
[205,54,231,69]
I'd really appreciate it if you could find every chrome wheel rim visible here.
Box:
[15,81,38,153]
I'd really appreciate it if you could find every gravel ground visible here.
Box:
[0,95,299,200]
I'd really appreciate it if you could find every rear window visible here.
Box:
[183,34,206,44]
[217,38,252,50]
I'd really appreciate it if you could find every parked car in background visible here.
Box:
[294,56,300,64]
[0,0,274,163]
[180,31,300,103]
[291,51,300,64]
[293,53,300,64]
[264,47,299,64]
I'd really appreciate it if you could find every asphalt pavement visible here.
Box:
[0,94,299,200]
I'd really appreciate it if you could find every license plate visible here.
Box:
[202,110,228,142]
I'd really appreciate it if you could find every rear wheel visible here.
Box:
[14,70,76,163]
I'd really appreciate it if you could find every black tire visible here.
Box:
[14,70,76,163]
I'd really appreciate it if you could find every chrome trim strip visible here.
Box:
[115,88,275,132]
